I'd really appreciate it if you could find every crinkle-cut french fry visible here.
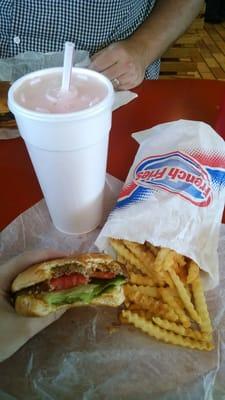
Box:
[159,287,191,328]
[154,248,172,272]
[127,302,178,323]
[122,310,214,351]
[123,239,155,265]
[122,239,170,286]
[192,272,213,334]
[187,260,199,284]
[110,238,151,276]
[145,242,159,256]
[185,283,192,299]
[152,316,189,335]
[117,254,133,274]
[125,284,159,299]
[152,317,212,342]
[117,256,139,276]
[154,248,186,273]
[127,303,143,311]
[131,308,154,321]
[177,264,188,283]
[161,271,175,288]
[124,244,171,287]
[175,254,187,268]
[158,286,178,298]
[116,255,126,264]
[189,330,212,342]
[129,272,155,287]
[122,239,164,283]
[169,269,201,325]
[155,250,186,285]
[123,240,174,287]
[124,287,178,322]
[119,313,130,324]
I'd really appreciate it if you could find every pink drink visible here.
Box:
[14,71,108,113]
[8,67,114,234]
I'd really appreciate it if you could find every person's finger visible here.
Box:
[90,45,118,72]
[0,249,66,291]
[109,72,126,90]
[102,59,137,81]
[90,48,105,62]
[118,81,139,90]
[101,62,125,81]
[112,68,142,90]
[117,74,143,90]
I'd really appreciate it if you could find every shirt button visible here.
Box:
[13,36,20,44]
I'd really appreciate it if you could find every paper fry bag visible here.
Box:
[96,120,225,290]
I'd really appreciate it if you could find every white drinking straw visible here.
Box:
[61,42,75,92]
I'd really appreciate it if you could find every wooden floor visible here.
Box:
[160,17,225,80]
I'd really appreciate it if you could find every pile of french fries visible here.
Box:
[110,238,214,351]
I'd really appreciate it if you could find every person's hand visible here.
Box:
[90,37,148,91]
[0,249,66,362]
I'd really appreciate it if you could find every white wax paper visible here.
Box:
[0,226,224,399]
[0,50,90,82]
[0,170,225,398]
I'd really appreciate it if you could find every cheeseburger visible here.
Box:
[11,253,126,317]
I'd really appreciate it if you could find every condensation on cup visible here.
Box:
[8,67,114,234]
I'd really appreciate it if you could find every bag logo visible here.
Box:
[117,151,213,208]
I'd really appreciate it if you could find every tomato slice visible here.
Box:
[90,271,116,279]
[50,273,88,291]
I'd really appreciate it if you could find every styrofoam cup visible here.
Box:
[8,67,114,234]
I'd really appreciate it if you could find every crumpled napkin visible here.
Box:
[112,90,137,111]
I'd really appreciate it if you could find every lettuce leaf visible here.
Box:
[42,276,125,306]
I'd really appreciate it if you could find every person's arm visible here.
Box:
[90,0,204,90]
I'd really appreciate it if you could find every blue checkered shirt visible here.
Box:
[0,0,160,79]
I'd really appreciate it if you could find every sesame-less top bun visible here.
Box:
[11,253,125,293]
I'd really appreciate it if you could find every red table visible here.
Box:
[1,79,225,231]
